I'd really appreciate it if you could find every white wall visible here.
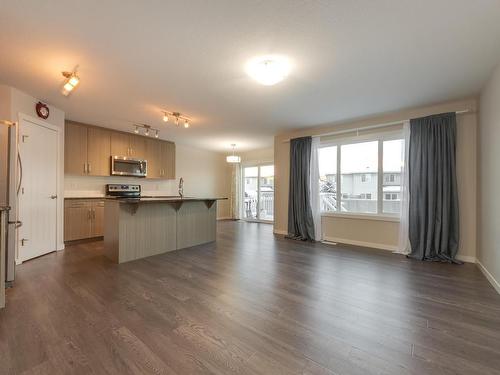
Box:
[478,63,500,293]
[65,142,231,219]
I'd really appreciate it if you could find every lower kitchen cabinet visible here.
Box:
[64,199,104,242]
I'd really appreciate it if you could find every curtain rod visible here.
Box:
[282,109,471,143]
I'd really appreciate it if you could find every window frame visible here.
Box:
[319,131,403,221]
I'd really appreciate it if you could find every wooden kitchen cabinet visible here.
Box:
[91,200,104,237]
[160,141,176,179]
[87,127,111,176]
[65,121,110,176]
[145,138,161,178]
[65,122,88,175]
[64,199,105,242]
[130,135,147,159]
[110,132,130,156]
[65,120,175,180]
[111,133,147,159]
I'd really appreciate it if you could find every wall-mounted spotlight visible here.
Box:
[161,110,191,128]
[61,67,80,96]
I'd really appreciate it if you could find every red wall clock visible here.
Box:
[35,101,50,119]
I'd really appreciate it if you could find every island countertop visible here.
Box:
[107,196,227,203]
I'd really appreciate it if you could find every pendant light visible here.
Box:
[226,144,241,163]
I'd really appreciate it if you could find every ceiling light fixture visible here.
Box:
[133,123,160,138]
[226,144,241,164]
[61,67,80,96]
[160,110,191,128]
[245,55,291,86]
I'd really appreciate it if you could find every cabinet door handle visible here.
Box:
[84,163,87,174]
[88,209,91,219]
[93,209,96,219]
[88,163,91,173]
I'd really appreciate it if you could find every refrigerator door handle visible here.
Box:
[16,151,22,195]
[8,220,22,228]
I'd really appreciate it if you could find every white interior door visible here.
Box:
[18,118,58,261]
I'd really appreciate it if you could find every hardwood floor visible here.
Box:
[1,221,500,375]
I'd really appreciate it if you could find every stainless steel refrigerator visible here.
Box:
[1,120,20,285]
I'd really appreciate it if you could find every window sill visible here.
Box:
[321,212,400,222]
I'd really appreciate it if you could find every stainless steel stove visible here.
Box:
[105,184,141,198]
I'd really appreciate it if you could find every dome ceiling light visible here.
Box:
[245,55,291,86]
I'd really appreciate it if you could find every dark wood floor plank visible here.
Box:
[1,221,500,375]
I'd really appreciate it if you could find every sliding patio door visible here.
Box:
[242,164,274,222]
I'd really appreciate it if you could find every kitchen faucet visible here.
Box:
[178,177,184,198]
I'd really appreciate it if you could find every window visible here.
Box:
[383,139,403,214]
[318,133,404,217]
[318,146,337,212]
[341,141,378,213]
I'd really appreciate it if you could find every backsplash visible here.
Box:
[64,175,179,198]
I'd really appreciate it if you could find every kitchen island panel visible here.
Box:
[176,201,217,249]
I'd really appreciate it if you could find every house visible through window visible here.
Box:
[318,133,404,217]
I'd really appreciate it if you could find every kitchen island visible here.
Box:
[103,197,225,263]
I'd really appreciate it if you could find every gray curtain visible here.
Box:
[287,136,315,241]
[408,112,460,262]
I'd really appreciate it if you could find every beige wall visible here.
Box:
[65,142,231,219]
[478,63,500,292]
[274,98,477,262]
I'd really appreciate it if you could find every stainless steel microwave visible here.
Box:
[111,156,147,177]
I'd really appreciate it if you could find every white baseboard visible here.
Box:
[322,236,398,252]
[456,255,476,263]
[57,243,65,251]
[477,261,500,295]
[273,229,287,235]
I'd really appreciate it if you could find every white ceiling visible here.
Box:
[1,0,500,152]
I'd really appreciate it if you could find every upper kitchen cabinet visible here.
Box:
[111,133,147,160]
[130,135,147,160]
[65,121,175,179]
[160,141,176,179]
[65,121,110,176]
[65,121,88,175]
[145,138,161,179]
[87,127,111,176]
[110,132,129,157]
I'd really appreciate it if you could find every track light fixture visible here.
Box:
[61,67,80,96]
[160,110,191,128]
[133,123,160,138]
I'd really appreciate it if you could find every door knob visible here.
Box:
[50,195,58,199]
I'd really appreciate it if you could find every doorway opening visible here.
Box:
[242,164,274,223]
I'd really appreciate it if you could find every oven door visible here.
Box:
[111,156,147,177]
